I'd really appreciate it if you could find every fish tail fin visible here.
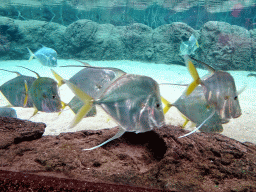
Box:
[64,80,94,128]
[185,58,201,96]
[23,80,28,107]
[178,110,215,138]
[50,69,65,87]
[27,48,35,62]
[161,96,172,114]
[83,128,126,151]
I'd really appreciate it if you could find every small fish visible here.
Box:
[161,85,223,134]
[51,63,126,117]
[184,57,242,122]
[64,73,165,150]
[18,66,62,116]
[27,46,57,67]
[180,34,199,56]
[0,69,36,107]
[0,107,17,118]
[247,73,256,77]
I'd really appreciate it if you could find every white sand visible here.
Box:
[0,59,255,144]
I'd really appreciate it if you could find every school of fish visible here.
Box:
[0,37,243,150]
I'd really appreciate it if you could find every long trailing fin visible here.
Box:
[51,69,65,87]
[17,66,40,78]
[72,59,91,66]
[178,110,215,138]
[0,69,22,76]
[64,80,94,128]
[189,56,215,73]
[83,128,126,151]
[160,83,189,86]
[23,80,28,107]
[27,48,35,62]
[237,85,247,95]
[161,96,172,114]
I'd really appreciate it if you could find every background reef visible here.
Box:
[0,0,256,70]
[0,16,256,71]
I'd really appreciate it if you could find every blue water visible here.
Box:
[0,1,255,143]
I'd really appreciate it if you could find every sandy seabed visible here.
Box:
[0,59,255,144]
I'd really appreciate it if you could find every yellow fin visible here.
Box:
[58,101,68,116]
[185,80,199,96]
[185,59,200,96]
[161,96,172,114]
[27,48,34,62]
[64,80,94,128]
[181,114,189,128]
[188,60,200,82]
[23,80,28,107]
[30,106,38,118]
[196,40,199,48]
[51,69,64,87]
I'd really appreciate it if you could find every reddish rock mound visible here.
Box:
[0,117,255,191]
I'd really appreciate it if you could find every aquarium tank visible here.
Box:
[0,0,255,191]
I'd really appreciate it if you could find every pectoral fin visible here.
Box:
[83,128,126,151]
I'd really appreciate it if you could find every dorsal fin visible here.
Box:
[17,66,40,78]
[0,69,22,76]
[189,56,216,73]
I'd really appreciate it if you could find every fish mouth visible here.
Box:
[41,99,61,113]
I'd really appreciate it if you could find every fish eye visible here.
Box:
[52,95,56,99]
[234,96,238,100]
[156,103,160,108]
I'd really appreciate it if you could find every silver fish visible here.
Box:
[51,63,126,117]
[162,85,223,134]
[184,56,242,122]
[27,46,57,67]
[18,66,62,116]
[180,34,199,56]
[64,73,165,150]
[0,69,36,107]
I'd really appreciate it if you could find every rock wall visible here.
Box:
[0,16,256,70]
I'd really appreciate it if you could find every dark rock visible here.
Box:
[0,117,255,191]
[119,23,154,61]
[14,19,67,59]
[153,22,198,65]
[0,117,45,149]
